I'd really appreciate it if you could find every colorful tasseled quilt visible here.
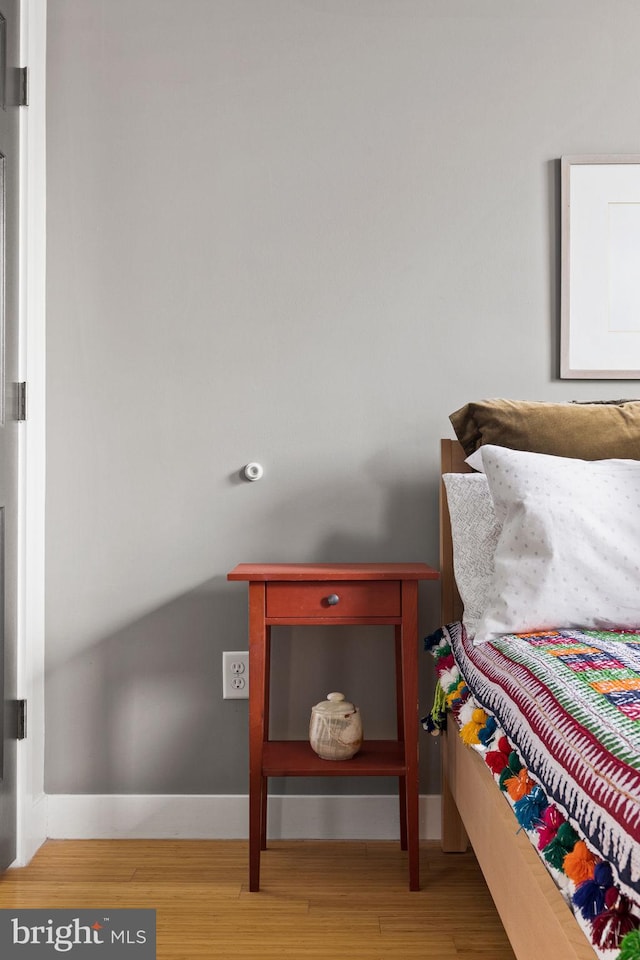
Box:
[424,621,640,960]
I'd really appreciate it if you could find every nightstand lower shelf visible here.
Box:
[262,740,406,777]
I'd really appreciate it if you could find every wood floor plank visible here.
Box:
[0,840,516,959]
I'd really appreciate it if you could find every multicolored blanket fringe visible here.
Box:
[424,624,640,960]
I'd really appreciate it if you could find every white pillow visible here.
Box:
[474,445,640,644]
[442,473,501,638]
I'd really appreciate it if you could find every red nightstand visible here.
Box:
[227,562,439,891]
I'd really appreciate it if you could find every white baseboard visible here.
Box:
[45,794,442,841]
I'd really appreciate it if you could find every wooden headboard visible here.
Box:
[440,439,472,624]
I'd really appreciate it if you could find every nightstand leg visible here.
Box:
[395,626,408,851]
[401,580,420,891]
[249,771,262,891]
[260,626,271,850]
[248,582,267,891]
[260,778,268,850]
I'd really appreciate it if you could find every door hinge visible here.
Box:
[17,66,28,107]
[16,700,26,740]
[16,381,26,421]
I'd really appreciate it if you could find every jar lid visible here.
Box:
[312,692,357,716]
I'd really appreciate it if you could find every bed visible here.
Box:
[431,400,640,960]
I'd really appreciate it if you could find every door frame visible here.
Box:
[14,0,46,866]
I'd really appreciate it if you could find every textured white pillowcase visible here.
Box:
[474,445,640,644]
[442,473,501,638]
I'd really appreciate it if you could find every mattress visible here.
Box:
[426,621,640,959]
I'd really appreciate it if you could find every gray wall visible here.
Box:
[45,0,640,798]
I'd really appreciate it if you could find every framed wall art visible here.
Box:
[561,154,640,379]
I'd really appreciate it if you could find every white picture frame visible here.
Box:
[561,154,640,379]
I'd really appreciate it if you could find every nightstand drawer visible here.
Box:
[266,580,401,618]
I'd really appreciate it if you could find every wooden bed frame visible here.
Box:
[439,439,595,960]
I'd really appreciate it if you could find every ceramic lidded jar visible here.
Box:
[309,692,363,761]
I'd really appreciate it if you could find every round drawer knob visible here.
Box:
[326,594,340,606]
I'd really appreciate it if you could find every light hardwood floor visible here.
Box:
[0,840,516,959]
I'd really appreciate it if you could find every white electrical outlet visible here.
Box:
[222,651,249,699]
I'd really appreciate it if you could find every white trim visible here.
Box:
[15,0,47,866]
[45,794,442,841]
